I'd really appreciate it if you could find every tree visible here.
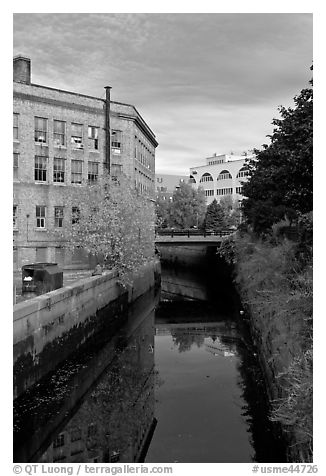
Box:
[204,199,227,231]
[242,71,313,233]
[155,194,170,229]
[53,173,155,284]
[168,183,206,229]
[219,196,242,228]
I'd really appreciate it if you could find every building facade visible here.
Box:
[13,56,158,269]
[189,153,252,205]
[155,173,189,201]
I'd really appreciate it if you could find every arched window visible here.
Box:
[237,166,250,178]
[218,170,232,180]
[189,175,196,184]
[199,172,213,183]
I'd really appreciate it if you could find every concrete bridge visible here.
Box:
[155,229,234,246]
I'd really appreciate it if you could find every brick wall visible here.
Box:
[13,79,157,269]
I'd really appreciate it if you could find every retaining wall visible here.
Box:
[13,260,161,399]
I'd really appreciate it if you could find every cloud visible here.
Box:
[13,13,312,175]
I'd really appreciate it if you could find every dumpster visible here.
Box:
[22,263,63,294]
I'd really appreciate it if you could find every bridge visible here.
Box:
[155,229,234,246]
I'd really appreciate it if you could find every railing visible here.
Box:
[156,229,234,238]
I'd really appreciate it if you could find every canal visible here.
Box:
[14,260,286,463]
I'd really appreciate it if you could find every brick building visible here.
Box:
[155,173,190,201]
[13,56,158,269]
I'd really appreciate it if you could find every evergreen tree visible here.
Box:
[204,199,226,231]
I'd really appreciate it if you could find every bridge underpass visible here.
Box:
[155,231,234,267]
[155,230,233,247]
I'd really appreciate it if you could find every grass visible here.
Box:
[230,231,313,461]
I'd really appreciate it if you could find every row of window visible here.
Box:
[208,159,225,165]
[135,167,155,194]
[13,113,122,153]
[199,169,249,183]
[203,187,243,197]
[135,135,155,171]
[13,205,81,229]
[216,188,233,195]
[14,154,99,184]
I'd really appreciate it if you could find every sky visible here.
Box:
[13,13,312,175]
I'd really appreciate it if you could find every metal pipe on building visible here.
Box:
[104,86,112,174]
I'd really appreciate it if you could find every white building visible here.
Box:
[189,153,252,205]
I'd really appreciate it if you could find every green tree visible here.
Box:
[204,199,226,231]
[155,194,171,229]
[53,173,155,284]
[242,72,313,233]
[219,196,241,228]
[168,183,206,229]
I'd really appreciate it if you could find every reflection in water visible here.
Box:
[38,314,155,463]
[14,262,286,463]
[161,266,209,301]
[14,291,157,463]
[146,266,286,463]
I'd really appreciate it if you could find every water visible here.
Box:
[13,263,285,463]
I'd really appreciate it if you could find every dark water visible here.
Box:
[14,262,286,463]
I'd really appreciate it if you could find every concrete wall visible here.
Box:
[13,260,161,399]
[157,244,218,268]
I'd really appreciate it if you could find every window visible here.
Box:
[34,156,47,182]
[200,173,213,183]
[53,433,65,448]
[36,206,46,228]
[53,158,65,183]
[13,205,18,228]
[218,170,232,180]
[205,190,214,197]
[71,123,83,148]
[237,167,249,178]
[189,175,196,184]
[13,113,19,141]
[208,159,224,165]
[216,188,233,196]
[72,207,80,224]
[13,153,19,180]
[54,207,64,228]
[88,161,99,183]
[71,160,83,184]
[34,117,48,143]
[53,120,66,146]
[88,126,99,150]
[111,164,123,177]
[111,130,122,154]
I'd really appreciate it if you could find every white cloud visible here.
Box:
[13,13,312,175]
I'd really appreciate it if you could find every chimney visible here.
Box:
[13,55,31,84]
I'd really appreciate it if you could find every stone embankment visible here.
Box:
[13,260,161,399]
